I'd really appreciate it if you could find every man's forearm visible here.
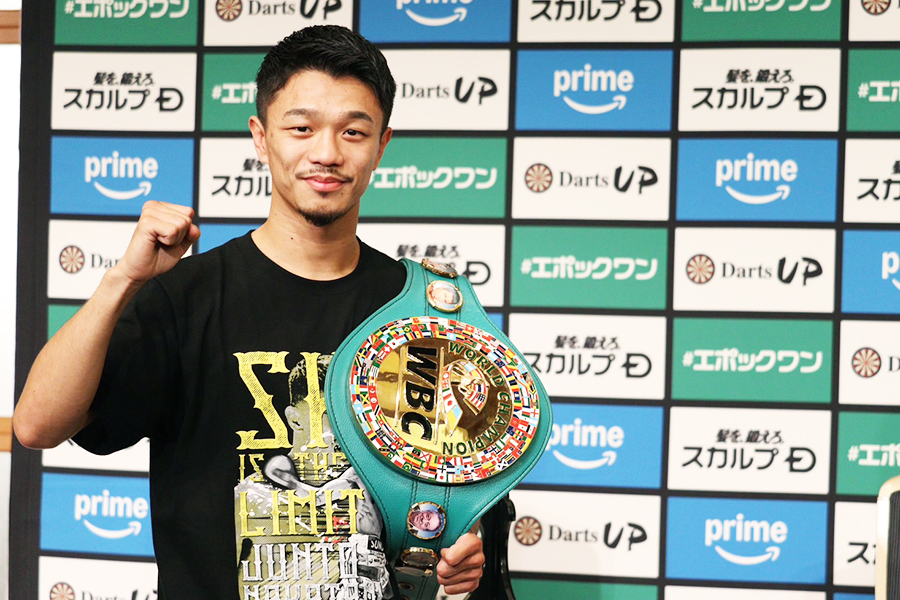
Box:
[13,266,144,449]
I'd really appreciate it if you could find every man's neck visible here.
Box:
[251,215,361,281]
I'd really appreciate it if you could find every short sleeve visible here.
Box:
[73,278,180,455]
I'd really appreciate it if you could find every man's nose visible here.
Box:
[308,132,342,166]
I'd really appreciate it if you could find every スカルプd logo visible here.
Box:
[679,49,840,132]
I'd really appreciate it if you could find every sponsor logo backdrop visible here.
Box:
[13,0,900,597]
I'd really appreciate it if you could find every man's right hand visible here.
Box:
[114,201,201,286]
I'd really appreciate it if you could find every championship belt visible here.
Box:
[325,258,552,600]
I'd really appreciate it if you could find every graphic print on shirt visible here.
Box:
[233,352,389,600]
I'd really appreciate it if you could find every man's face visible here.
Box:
[411,510,440,531]
[250,69,392,228]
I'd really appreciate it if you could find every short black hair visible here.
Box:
[256,26,396,132]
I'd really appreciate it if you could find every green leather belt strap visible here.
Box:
[325,258,552,600]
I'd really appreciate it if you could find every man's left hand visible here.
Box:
[436,532,485,595]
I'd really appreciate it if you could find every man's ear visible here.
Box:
[249,115,269,165]
[284,405,303,432]
[374,127,393,169]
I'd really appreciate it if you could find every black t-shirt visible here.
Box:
[75,232,406,599]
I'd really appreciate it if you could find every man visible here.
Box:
[14,26,484,599]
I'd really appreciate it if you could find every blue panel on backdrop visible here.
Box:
[197,223,257,253]
[41,473,154,557]
[834,595,874,600]
[360,0,510,42]
[843,230,900,314]
[51,137,193,216]
[677,139,837,222]
[516,50,672,131]
[666,497,827,584]
[523,404,662,488]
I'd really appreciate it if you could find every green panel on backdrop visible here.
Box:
[55,0,197,45]
[848,50,900,132]
[512,579,657,600]
[202,53,266,132]
[48,304,81,339]
[672,318,832,403]
[681,0,841,41]
[837,412,900,495]
[360,137,506,218]
[511,226,668,309]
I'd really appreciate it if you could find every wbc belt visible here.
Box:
[325,258,552,600]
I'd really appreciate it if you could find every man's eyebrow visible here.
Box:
[282,108,374,124]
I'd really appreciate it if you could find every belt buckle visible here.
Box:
[396,547,440,576]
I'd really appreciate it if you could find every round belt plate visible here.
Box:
[349,316,541,484]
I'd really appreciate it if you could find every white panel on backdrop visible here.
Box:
[849,0,900,40]
[48,220,192,301]
[833,502,876,586]
[678,49,841,132]
[844,139,900,223]
[516,0,675,42]
[39,556,158,599]
[383,50,510,131]
[666,587,825,600]
[199,137,271,219]
[1,45,19,419]
[204,0,353,46]
[51,52,197,132]
[673,227,836,313]
[358,223,505,307]
[668,407,831,494]
[508,313,666,399]
[508,489,660,577]
[838,320,900,405]
[42,438,150,472]
[512,137,670,221]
